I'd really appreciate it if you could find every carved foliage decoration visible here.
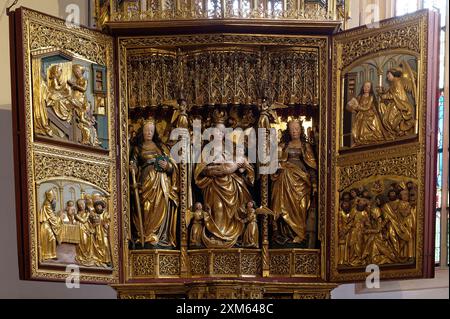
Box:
[34,153,110,191]
[336,23,421,69]
[190,254,209,275]
[294,253,320,276]
[213,253,239,275]
[338,155,418,192]
[270,253,291,275]
[28,19,110,66]
[131,254,156,277]
[241,253,262,275]
[159,255,181,276]
[126,47,319,108]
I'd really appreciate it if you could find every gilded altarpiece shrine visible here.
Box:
[8,1,440,299]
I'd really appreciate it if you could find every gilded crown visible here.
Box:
[142,117,156,128]
[212,109,228,125]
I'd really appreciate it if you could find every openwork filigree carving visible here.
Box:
[190,254,209,275]
[337,24,421,69]
[101,0,343,23]
[241,253,262,276]
[159,255,180,276]
[126,47,319,108]
[34,153,110,192]
[213,253,239,275]
[270,253,291,275]
[338,155,417,191]
[131,254,156,277]
[27,13,110,65]
[294,253,320,276]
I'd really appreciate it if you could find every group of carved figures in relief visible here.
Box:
[33,59,104,148]
[346,60,418,147]
[38,190,111,268]
[338,180,417,267]
[128,100,318,250]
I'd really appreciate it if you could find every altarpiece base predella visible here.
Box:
[8,1,440,299]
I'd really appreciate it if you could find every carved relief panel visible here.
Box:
[330,11,439,281]
[11,8,120,283]
[341,54,419,148]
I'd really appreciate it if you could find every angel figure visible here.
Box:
[163,98,190,129]
[257,97,288,129]
[378,61,417,138]
[236,202,274,248]
[186,202,207,248]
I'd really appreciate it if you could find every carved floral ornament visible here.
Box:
[96,0,345,24]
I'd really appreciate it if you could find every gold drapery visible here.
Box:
[38,199,62,262]
[380,77,415,136]
[195,163,254,248]
[92,211,112,267]
[189,211,204,247]
[75,211,94,266]
[349,95,385,145]
[132,144,179,247]
[242,212,259,248]
[271,146,316,243]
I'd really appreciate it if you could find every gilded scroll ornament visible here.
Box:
[131,254,156,277]
[241,253,262,275]
[159,255,181,276]
[34,153,110,192]
[338,23,421,68]
[189,254,209,275]
[294,253,320,276]
[213,253,239,275]
[270,253,291,275]
[338,154,417,191]
[29,21,108,65]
